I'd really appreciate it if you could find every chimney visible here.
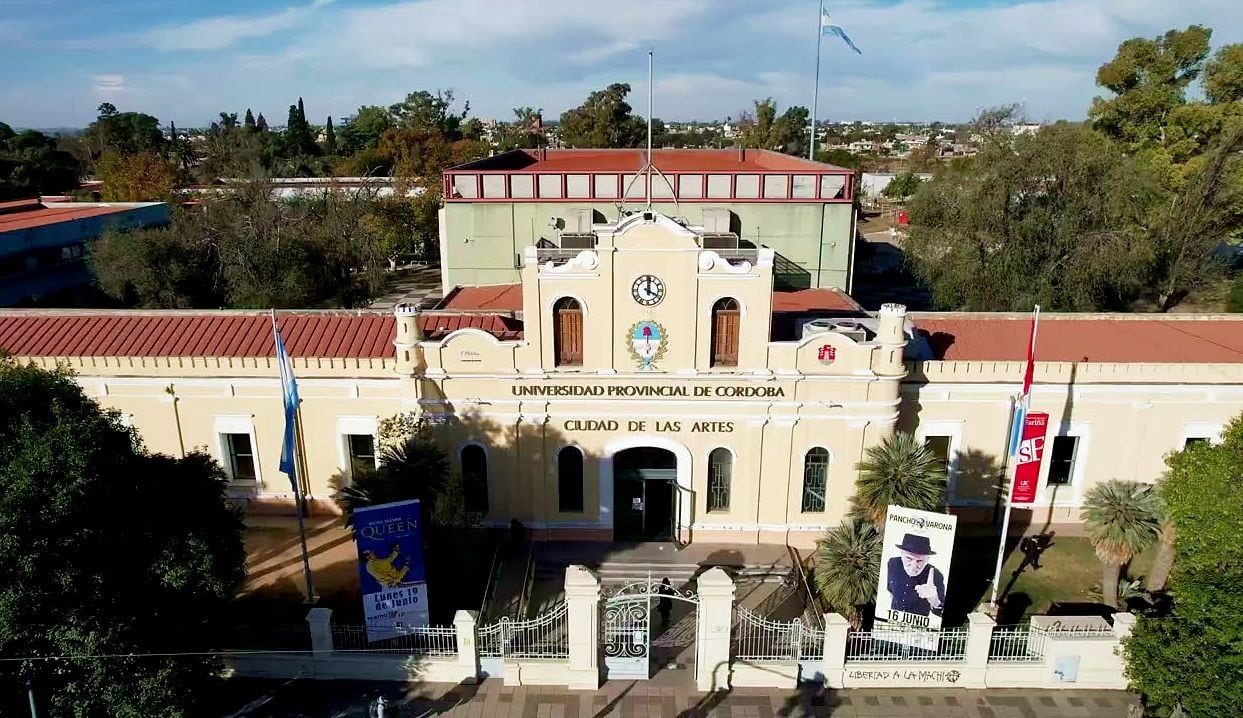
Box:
[876,303,907,345]
[737,146,745,162]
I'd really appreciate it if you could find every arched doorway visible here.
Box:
[613,447,677,542]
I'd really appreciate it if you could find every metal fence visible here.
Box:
[989,625,1047,662]
[331,624,459,656]
[478,601,569,659]
[734,607,825,661]
[845,627,969,662]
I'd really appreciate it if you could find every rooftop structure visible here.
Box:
[0,199,169,306]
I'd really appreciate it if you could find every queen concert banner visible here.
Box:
[874,505,958,651]
[1011,412,1049,504]
[353,499,430,642]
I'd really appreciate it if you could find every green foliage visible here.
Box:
[323,116,337,155]
[338,105,394,156]
[494,107,546,151]
[96,150,180,201]
[1090,25,1212,150]
[881,171,924,198]
[0,122,82,199]
[1227,274,1243,312]
[283,97,320,158]
[1124,417,1243,715]
[1082,480,1163,607]
[1204,44,1243,104]
[90,181,390,308]
[558,83,647,148]
[851,432,947,525]
[904,122,1163,310]
[738,99,810,155]
[813,519,881,625]
[84,102,165,163]
[0,359,245,717]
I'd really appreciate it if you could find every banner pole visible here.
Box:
[988,480,1013,607]
[291,416,317,604]
[809,0,824,160]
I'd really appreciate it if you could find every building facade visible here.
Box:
[1,212,1241,547]
[439,149,857,293]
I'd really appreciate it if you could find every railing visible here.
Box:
[331,624,459,656]
[845,627,969,662]
[711,248,760,267]
[989,625,1046,662]
[478,601,569,659]
[478,539,504,622]
[734,607,824,661]
[790,546,827,631]
[536,247,588,265]
[517,539,537,619]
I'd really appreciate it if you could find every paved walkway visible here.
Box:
[220,678,1139,717]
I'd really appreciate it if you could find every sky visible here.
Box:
[0,0,1239,130]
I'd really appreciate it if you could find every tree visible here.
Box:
[323,116,337,155]
[96,150,179,201]
[0,359,245,717]
[0,123,82,200]
[1204,44,1243,104]
[1081,480,1163,608]
[813,519,881,627]
[243,108,256,131]
[558,83,646,148]
[255,112,269,132]
[882,171,924,198]
[849,432,946,526]
[283,99,319,158]
[1124,415,1243,716]
[1090,26,1212,150]
[335,422,450,528]
[904,122,1163,311]
[338,105,393,155]
[84,103,165,163]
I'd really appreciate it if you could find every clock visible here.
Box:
[631,275,665,306]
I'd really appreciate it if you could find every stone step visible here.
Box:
[534,561,791,585]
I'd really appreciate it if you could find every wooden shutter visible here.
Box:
[711,304,740,367]
[555,303,583,366]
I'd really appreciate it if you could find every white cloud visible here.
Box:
[93,74,125,93]
[143,0,334,52]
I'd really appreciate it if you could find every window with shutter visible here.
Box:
[711,297,740,367]
[553,297,583,367]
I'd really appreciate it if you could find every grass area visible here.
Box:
[943,533,1157,625]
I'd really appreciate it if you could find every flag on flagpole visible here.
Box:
[1006,306,1041,457]
[821,8,862,54]
[272,312,300,486]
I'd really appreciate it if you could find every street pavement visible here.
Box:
[215,678,1139,717]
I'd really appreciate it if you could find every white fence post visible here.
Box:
[695,567,736,692]
[454,610,480,683]
[1112,612,1136,641]
[565,564,601,690]
[822,613,849,689]
[306,607,334,658]
[964,611,995,688]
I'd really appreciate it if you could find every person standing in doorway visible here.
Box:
[656,577,673,629]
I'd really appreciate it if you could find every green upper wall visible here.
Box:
[441,202,854,292]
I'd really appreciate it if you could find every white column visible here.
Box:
[1112,612,1136,641]
[963,611,996,689]
[695,567,736,692]
[454,610,480,684]
[821,613,850,689]
[306,607,333,658]
[565,564,602,690]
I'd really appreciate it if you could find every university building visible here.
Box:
[2,207,1241,547]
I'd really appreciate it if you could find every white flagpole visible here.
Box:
[646,49,654,210]
[809,0,824,160]
[989,306,1040,607]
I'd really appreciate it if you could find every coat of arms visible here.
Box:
[626,320,668,371]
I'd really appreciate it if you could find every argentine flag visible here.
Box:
[273,313,300,485]
[821,9,862,54]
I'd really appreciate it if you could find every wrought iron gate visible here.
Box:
[602,578,698,680]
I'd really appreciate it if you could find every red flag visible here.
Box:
[1019,307,1039,399]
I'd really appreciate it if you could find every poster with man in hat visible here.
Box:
[875,505,958,635]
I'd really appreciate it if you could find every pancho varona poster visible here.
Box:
[875,505,958,636]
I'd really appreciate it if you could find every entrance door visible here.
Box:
[613,447,677,542]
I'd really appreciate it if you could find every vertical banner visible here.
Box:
[353,499,429,642]
[875,506,958,648]
[1011,412,1049,504]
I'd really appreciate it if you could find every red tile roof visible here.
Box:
[0,201,155,233]
[419,313,523,340]
[913,315,1243,363]
[439,284,524,312]
[772,288,864,314]
[452,149,850,173]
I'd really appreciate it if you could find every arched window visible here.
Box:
[710,297,740,367]
[801,448,829,513]
[553,297,583,367]
[707,448,732,512]
[558,446,584,512]
[461,445,489,513]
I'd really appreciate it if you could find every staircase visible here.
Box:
[533,542,794,589]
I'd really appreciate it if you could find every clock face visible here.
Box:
[631,275,665,306]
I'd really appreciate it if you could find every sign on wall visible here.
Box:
[1011,412,1049,504]
[353,499,429,642]
[875,505,958,640]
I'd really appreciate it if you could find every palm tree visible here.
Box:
[813,519,881,627]
[1081,480,1163,608]
[1146,520,1176,593]
[851,432,947,525]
